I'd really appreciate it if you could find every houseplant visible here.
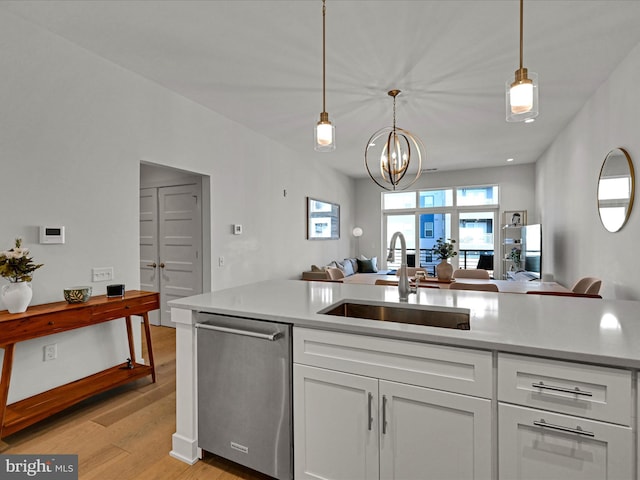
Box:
[509,247,522,271]
[433,238,457,281]
[0,238,43,313]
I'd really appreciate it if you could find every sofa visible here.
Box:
[301,256,380,281]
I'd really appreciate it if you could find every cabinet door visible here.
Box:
[379,380,492,480]
[499,403,633,480]
[294,364,379,480]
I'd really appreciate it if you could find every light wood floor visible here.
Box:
[1,325,273,480]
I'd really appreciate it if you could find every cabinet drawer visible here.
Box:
[91,295,159,322]
[498,353,632,425]
[499,403,633,480]
[0,308,93,344]
[294,327,492,398]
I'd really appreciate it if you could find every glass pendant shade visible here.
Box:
[506,69,538,122]
[505,0,538,123]
[315,112,335,151]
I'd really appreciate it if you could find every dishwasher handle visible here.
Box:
[196,322,283,341]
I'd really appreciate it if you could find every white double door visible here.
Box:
[140,184,202,326]
[294,364,492,480]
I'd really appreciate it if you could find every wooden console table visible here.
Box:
[0,290,159,438]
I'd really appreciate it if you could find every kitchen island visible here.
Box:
[169,279,640,479]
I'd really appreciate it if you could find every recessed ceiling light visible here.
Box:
[524,118,535,123]
[507,158,514,162]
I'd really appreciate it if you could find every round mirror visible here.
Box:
[597,148,635,232]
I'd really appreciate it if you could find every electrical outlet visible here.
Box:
[218,256,225,267]
[44,344,57,361]
[92,267,114,282]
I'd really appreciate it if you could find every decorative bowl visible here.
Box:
[63,286,92,303]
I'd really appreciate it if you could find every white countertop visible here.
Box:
[169,279,640,369]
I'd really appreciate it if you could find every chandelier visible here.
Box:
[506,0,538,122]
[364,90,424,191]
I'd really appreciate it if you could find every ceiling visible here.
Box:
[3,0,640,178]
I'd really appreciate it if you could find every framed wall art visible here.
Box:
[307,197,340,240]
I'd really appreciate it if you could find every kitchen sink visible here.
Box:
[321,301,471,330]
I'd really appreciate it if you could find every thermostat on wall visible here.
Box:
[39,226,65,244]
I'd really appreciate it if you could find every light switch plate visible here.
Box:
[92,267,114,282]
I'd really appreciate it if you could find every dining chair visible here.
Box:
[396,267,428,277]
[452,269,491,280]
[375,279,397,286]
[375,278,439,289]
[571,277,602,295]
[526,291,602,299]
[476,254,494,271]
[449,282,499,292]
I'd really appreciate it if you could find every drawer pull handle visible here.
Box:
[533,419,595,437]
[531,382,593,397]
[125,306,130,309]
[367,392,373,431]
[382,395,388,435]
[196,323,282,341]
[48,321,54,325]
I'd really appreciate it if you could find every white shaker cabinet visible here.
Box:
[378,379,491,480]
[293,328,493,480]
[499,403,632,479]
[294,364,379,480]
[498,353,633,480]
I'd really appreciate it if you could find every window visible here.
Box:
[382,185,499,273]
[418,189,452,208]
[456,186,498,206]
[423,221,434,238]
[383,192,416,210]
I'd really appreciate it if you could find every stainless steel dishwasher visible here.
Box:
[195,312,292,480]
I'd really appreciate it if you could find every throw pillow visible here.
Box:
[357,258,378,273]
[341,259,354,276]
[345,257,358,273]
[358,255,378,271]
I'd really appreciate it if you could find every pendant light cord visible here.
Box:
[519,0,524,70]
[322,0,326,113]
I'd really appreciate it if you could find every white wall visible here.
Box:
[535,41,640,300]
[0,11,354,402]
[355,164,536,266]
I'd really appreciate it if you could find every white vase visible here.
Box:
[436,260,453,282]
[1,281,33,314]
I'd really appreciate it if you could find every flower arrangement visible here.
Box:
[433,238,457,261]
[0,238,44,283]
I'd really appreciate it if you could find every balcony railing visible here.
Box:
[387,249,494,276]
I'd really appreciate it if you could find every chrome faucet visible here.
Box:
[387,231,417,301]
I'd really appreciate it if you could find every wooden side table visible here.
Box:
[0,290,159,438]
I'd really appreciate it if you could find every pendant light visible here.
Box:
[506,0,538,122]
[364,90,424,191]
[314,0,335,151]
